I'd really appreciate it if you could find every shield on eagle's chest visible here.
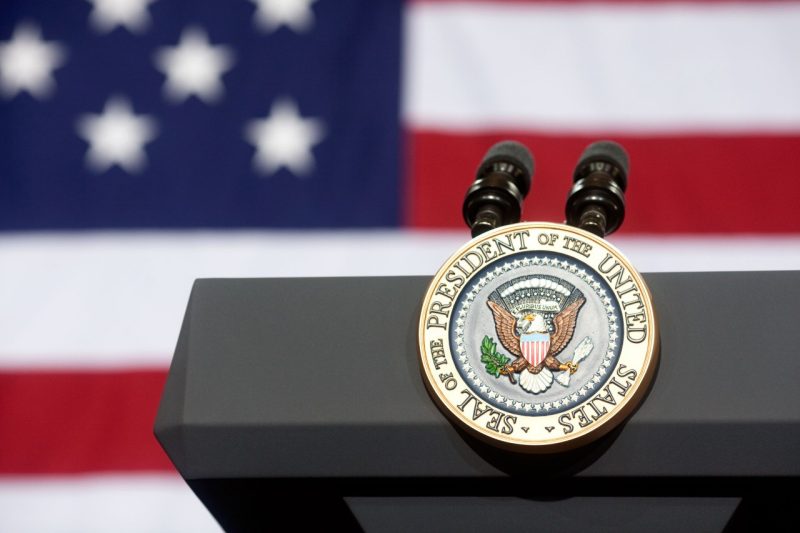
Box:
[520,333,550,366]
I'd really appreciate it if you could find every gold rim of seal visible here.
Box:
[418,222,659,453]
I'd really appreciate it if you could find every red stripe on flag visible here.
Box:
[0,370,173,474]
[406,131,800,233]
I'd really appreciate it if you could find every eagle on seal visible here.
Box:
[487,296,585,394]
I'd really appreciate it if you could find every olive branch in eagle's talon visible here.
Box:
[480,336,515,383]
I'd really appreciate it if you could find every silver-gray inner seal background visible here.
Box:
[449,252,623,416]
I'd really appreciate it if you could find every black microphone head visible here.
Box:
[573,140,629,191]
[566,140,629,237]
[478,141,534,197]
[463,140,535,237]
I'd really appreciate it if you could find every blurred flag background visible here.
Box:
[1,0,799,530]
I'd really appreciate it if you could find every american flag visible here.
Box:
[1,0,799,530]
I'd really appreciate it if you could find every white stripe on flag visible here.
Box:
[404,2,800,131]
[0,475,220,533]
[1,232,798,368]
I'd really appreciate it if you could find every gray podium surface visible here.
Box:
[155,272,800,531]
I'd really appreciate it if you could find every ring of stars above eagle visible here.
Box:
[0,0,324,177]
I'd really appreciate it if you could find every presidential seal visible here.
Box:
[418,222,658,452]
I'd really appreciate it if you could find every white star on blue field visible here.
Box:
[0,0,403,229]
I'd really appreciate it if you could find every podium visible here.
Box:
[155,272,800,532]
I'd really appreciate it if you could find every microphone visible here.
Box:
[565,140,628,238]
[462,141,534,238]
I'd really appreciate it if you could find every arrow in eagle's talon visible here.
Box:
[499,365,517,384]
